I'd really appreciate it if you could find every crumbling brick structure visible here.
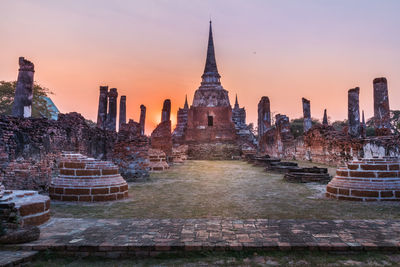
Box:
[373,77,391,136]
[139,104,146,136]
[96,86,108,129]
[119,95,126,130]
[12,57,34,118]
[0,112,149,191]
[106,88,118,131]
[172,96,189,144]
[151,99,172,158]
[302,98,312,133]
[348,87,361,137]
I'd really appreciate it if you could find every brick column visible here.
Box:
[119,95,126,130]
[257,96,271,141]
[96,86,108,129]
[373,77,391,135]
[161,99,171,122]
[12,57,35,118]
[348,87,360,137]
[106,88,118,131]
[140,104,146,135]
[302,98,312,132]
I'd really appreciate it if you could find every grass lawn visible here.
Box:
[32,251,400,267]
[50,160,400,220]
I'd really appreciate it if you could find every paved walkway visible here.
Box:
[4,218,400,257]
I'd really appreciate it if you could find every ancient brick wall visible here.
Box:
[187,141,241,160]
[0,113,149,191]
[263,124,400,166]
[150,120,172,157]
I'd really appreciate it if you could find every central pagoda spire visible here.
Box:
[201,21,221,85]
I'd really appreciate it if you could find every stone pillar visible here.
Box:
[361,110,366,138]
[12,57,35,118]
[106,88,118,131]
[161,99,171,122]
[96,86,108,129]
[257,96,271,140]
[373,77,391,135]
[140,104,146,135]
[348,87,360,137]
[302,98,312,132]
[119,95,126,130]
[322,109,328,126]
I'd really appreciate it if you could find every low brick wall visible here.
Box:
[326,158,400,201]
[49,153,128,202]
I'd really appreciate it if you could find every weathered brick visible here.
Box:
[351,190,379,198]
[19,202,45,216]
[65,188,90,195]
[91,187,110,195]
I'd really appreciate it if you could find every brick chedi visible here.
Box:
[232,94,246,128]
[302,98,312,132]
[326,158,400,201]
[106,88,118,131]
[172,96,189,144]
[373,77,391,136]
[12,57,35,118]
[348,87,361,137]
[49,152,128,202]
[183,21,239,159]
[119,95,126,130]
[96,86,108,129]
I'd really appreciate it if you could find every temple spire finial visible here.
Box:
[234,94,239,109]
[184,94,189,109]
[202,20,220,83]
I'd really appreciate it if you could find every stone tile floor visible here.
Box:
[3,218,400,257]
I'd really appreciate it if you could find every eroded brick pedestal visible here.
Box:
[49,153,128,202]
[0,190,50,226]
[326,158,400,201]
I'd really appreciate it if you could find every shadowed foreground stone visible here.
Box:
[8,218,400,257]
[0,225,40,244]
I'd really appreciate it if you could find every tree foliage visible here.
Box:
[0,81,54,119]
[290,118,320,138]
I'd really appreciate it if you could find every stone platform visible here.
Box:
[5,218,400,257]
[49,153,128,202]
[327,158,400,201]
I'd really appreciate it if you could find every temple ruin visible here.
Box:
[302,98,312,132]
[373,77,391,135]
[11,57,35,118]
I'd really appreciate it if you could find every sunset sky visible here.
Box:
[1,0,399,134]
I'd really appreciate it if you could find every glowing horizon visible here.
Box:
[1,0,399,134]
